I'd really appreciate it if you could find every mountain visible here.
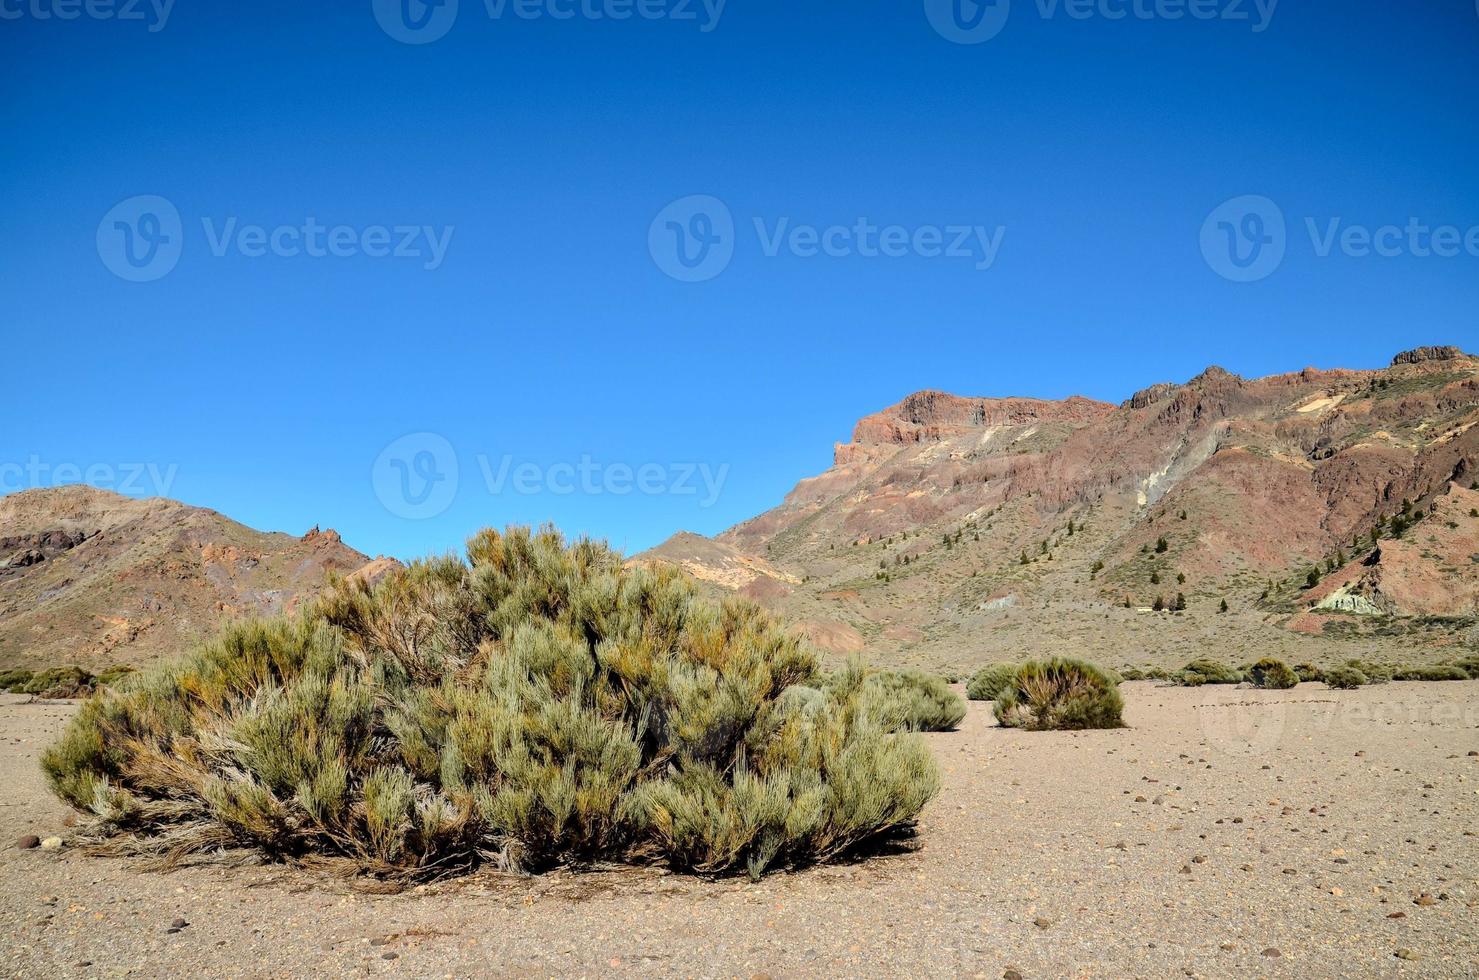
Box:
[640,347,1479,673]
[0,485,392,669]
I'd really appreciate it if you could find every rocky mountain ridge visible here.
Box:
[641,347,1479,671]
[0,486,395,668]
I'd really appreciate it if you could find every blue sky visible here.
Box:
[3,0,1477,560]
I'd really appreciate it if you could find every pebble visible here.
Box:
[1262,948,1282,958]
[16,835,40,849]
[1033,917,1053,929]
[171,918,188,929]
[1394,948,1420,960]
[1414,894,1437,906]
[1003,970,1023,980]
[39,836,62,850]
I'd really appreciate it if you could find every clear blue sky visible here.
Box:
[3,0,1477,560]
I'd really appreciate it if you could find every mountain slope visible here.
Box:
[640,347,1479,671]
[0,485,388,669]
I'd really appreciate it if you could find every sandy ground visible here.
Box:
[1,683,1476,979]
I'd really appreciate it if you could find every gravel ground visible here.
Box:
[1,682,1476,979]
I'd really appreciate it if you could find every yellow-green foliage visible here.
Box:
[994,658,1125,731]
[1292,663,1324,683]
[41,527,939,881]
[1391,665,1469,682]
[1178,658,1242,686]
[830,666,964,732]
[1247,657,1299,690]
[966,662,1018,701]
[1323,665,1367,689]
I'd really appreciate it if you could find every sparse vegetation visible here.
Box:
[966,662,1019,702]
[41,526,940,883]
[1247,657,1298,690]
[993,658,1125,731]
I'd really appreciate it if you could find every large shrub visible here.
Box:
[1178,658,1242,686]
[42,527,939,882]
[1247,657,1299,690]
[993,658,1125,731]
[831,667,964,732]
[966,662,1019,702]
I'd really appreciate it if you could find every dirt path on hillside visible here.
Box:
[1,683,1476,978]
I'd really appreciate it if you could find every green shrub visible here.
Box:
[1324,666,1367,689]
[16,666,93,696]
[993,658,1125,731]
[1142,666,1171,681]
[41,526,939,882]
[1444,656,1479,679]
[1178,659,1242,686]
[1247,658,1299,690]
[966,662,1019,701]
[1118,666,1145,681]
[0,669,35,692]
[0,665,129,697]
[1345,659,1393,683]
[1292,663,1324,683]
[833,667,965,732]
[1391,665,1470,682]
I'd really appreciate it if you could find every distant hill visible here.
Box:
[0,485,394,669]
[639,347,1479,672]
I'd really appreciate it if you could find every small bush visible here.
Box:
[0,669,35,692]
[41,526,941,882]
[967,663,1019,701]
[1178,659,1242,686]
[1247,658,1299,690]
[1345,659,1393,683]
[1292,663,1324,683]
[1391,665,1469,682]
[993,658,1125,731]
[1118,666,1145,681]
[1444,656,1479,679]
[837,667,966,732]
[0,665,133,698]
[1324,666,1367,689]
